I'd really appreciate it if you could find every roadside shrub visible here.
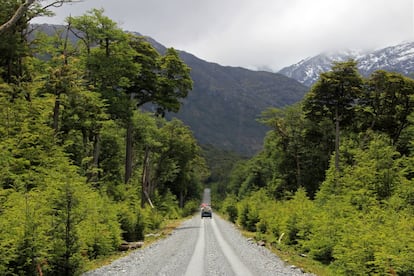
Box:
[257,219,267,234]
[181,199,200,217]
[333,207,414,275]
[117,201,146,242]
[222,194,238,223]
[144,208,163,231]
[79,193,122,259]
[285,188,314,246]
[238,202,259,232]
[302,196,351,264]
[153,190,180,219]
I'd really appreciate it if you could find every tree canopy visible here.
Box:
[218,60,414,275]
[0,7,206,275]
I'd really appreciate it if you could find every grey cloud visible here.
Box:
[34,0,414,70]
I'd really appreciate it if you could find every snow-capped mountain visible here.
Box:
[279,42,414,86]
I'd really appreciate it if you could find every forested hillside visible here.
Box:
[35,24,308,156]
[218,60,414,275]
[0,4,207,275]
[172,52,308,155]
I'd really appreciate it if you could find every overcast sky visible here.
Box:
[33,0,414,71]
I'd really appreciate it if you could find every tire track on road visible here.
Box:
[185,219,205,276]
[211,218,253,276]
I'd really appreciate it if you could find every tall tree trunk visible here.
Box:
[52,22,70,134]
[141,146,150,208]
[86,132,100,184]
[124,121,133,184]
[179,190,184,209]
[105,37,110,57]
[92,133,100,168]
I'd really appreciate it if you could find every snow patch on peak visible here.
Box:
[279,41,414,86]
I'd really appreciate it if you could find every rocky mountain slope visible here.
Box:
[279,41,414,86]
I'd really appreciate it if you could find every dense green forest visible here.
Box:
[217,60,414,274]
[0,3,207,275]
[2,1,414,276]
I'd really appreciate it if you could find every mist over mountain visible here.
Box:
[279,41,414,86]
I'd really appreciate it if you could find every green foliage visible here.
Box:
[221,194,239,223]
[201,145,245,202]
[0,190,49,275]
[79,193,122,259]
[0,7,205,275]
[224,60,414,275]
[362,70,414,153]
[181,199,200,217]
[155,119,207,207]
[238,202,259,232]
[156,48,193,114]
[303,60,364,124]
[152,189,180,219]
[116,190,146,242]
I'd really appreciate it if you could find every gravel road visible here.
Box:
[83,214,313,276]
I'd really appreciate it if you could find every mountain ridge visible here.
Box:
[279,41,414,86]
[172,49,308,155]
[32,24,309,156]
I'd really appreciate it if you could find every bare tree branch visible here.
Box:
[0,0,36,34]
[40,0,83,11]
[0,0,83,34]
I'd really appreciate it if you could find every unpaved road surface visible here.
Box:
[83,215,313,276]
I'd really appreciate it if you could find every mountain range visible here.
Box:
[143,35,308,156]
[35,24,414,156]
[279,41,414,86]
[32,24,308,156]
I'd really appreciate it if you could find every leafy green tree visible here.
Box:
[98,120,125,194]
[155,48,193,114]
[34,28,109,183]
[260,105,305,186]
[0,78,55,191]
[0,77,117,275]
[70,10,139,186]
[124,44,193,185]
[236,153,274,198]
[124,37,160,184]
[156,119,206,208]
[362,70,414,154]
[260,104,324,197]
[304,60,363,173]
[0,6,202,276]
[36,26,79,133]
[71,10,193,188]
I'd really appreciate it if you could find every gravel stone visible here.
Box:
[82,215,314,276]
